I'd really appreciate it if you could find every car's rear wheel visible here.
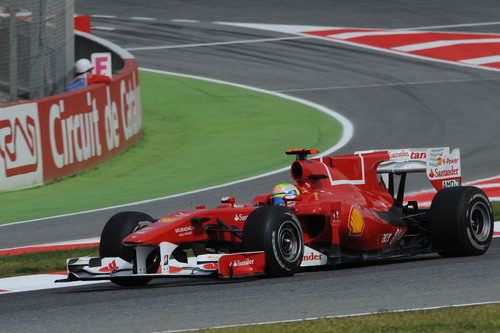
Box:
[243,206,304,277]
[429,186,493,257]
[100,211,155,286]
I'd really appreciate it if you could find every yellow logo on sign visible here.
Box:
[349,207,364,235]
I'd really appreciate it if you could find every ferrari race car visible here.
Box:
[57,147,494,286]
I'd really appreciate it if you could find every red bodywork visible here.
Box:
[123,151,408,256]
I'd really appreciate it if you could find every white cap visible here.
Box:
[75,58,93,74]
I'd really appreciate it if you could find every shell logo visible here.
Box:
[437,157,443,165]
[349,207,364,235]
[160,217,179,223]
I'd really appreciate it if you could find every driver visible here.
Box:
[270,183,300,206]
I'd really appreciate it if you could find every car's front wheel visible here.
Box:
[243,206,304,277]
[100,211,155,286]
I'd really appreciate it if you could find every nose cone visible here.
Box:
[122,210,206,246]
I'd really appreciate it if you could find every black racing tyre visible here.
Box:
[100,211,155,286]
[243,206,304,277]
[429,186,493,257]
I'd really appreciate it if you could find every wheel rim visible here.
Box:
[469,201,491,242]
[277,221,301,262]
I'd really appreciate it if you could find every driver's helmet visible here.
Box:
[271,183,300,206]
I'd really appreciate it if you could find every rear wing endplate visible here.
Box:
[358,147,461,191]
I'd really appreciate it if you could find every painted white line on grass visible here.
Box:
[126,36,307,51]
[0,68,353,227]
[163,300,500,332]
[171,19,199,23]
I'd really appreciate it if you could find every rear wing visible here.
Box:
[356,147,461,191]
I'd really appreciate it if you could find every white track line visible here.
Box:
[329,30,423,40]
[0,273,107,294]
[91,26,116,31]
[408,21,500,30]
[0,68,353,227]
[308,35,500,74]
[130,16,155,21]
[126,36,307,51]
[215,22,342,34]
[276,77,500,93]
[163,300,500,332]
[0,237,100,253]
[393,38,500,52]
[474,183,500,189]
[460,55,500,65]
[90,14,116,19]
[215,22,500,74]
[171,19,199,23]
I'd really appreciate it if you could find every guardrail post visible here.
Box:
[8,0,17,101]
[29,0,41,99]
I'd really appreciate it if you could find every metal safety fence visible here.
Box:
[0,0,74,103]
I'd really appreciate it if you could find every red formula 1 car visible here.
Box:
[57,148,494,286]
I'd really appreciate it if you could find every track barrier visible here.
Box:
[0,30,142,192]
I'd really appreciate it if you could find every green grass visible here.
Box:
[0,70,342,224]
[0,247,99,278]
[492,202,500,220]
[199,304,500,333]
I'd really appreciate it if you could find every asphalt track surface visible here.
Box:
[1,1,500,331]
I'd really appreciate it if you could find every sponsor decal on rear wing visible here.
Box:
[426,147,461,191]
[375,147,461,191]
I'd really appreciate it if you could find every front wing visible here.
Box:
[56,242,327,283]
[56,243,265,282]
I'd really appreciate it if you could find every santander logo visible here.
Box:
[389,150,409,159]
[410,152,426,159]
[303,253,322,261]
[234,214,248,221]
[232,259,254,267]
